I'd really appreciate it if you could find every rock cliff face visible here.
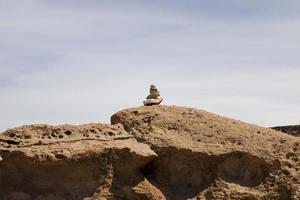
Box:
[1,105,300,200]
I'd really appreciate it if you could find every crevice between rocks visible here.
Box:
[139,147,269,200]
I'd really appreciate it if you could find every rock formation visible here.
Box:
[143,85,163,106]
[112,106,300,200]
[0,123,156,200]
[272,125,300,137]
[1,105,300,200]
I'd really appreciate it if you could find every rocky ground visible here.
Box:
[0,105,299,200]
[271,125,300,137]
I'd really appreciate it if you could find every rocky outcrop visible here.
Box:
[112,105,300,200]
[1,105,300,200]
[271,125,300,137]
[0,124,157,200]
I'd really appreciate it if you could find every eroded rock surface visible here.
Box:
[1,105,300,200]
[112,105,300,200]
[0,123,157,200]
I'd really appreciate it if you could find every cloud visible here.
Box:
[0,0,300,131]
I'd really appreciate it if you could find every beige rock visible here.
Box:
[0,123,157,200]
[112,105,300,200]
[1,105,300,200]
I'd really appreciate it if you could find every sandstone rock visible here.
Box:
[112,105,300,200]
[0,123,157,200]
[1,105,300,200]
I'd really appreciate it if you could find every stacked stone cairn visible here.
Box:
[143,85,163,106]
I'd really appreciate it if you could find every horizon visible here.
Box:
[1,0,300,131]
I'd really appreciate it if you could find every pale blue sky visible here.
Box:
[1,0,300,131]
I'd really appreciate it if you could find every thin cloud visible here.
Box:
[0,0,300,131]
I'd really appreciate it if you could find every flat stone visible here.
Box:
[143,97,163,106]
[147,93,160,99]
[150,85,157,90]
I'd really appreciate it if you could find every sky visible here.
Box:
[0,0,300,131]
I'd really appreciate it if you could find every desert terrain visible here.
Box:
[0,105,299,200]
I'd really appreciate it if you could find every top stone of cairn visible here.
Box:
[143,85,163,106]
